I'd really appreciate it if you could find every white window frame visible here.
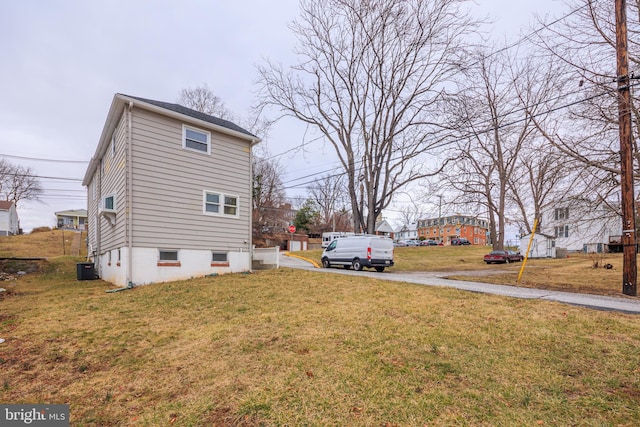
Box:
[203,190,239,218]
[182,125,211,154]
[101,194,116,213]
[211,251,229,264]
[159,249,179,262]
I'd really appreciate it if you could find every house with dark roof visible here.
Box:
[82,94,260,287]
[0,201,19,236]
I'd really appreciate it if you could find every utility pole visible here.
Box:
[615,0,637,296]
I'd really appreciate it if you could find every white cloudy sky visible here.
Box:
[0,0,566,233]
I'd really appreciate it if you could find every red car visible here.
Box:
[483,250,523,264]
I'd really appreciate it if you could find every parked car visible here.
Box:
[394,240,407,247]
[451,238,471,245]
[322,235,395,272]
[420,239,438,246]
[398,239,420,246]
[483,250,523,264]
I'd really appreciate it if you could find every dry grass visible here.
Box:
[2,258,640,425]
[0,229,88,258]
[300,246,631,297]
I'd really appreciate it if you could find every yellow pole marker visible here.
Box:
[517,218,538,284]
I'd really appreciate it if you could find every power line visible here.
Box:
[0,153,88,164]
[280,81,623,192]
[262,3,586,166]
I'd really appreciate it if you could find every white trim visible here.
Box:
[158,249,179,261]
[202,190,240,218]
[101,194,116,213]
[182,124,211,155]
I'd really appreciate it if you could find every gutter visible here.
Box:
[126,101,134,288]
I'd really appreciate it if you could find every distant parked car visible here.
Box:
[394,240,407,247]
[420,239,438,246]
[399,239,420,246]
[451,238,471,245]
[484,250,523,264]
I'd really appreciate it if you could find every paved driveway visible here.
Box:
[280,254,640,314]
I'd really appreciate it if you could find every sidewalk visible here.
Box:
[280,254,640,314]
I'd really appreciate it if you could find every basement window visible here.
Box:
[158,249,180,267]
[211,251,229,267]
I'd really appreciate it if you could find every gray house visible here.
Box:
[83,94,260,287]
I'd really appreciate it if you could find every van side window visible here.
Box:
[327,240,337,251]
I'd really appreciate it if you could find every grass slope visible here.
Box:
[300,246,631,297]
[1,258,640,425]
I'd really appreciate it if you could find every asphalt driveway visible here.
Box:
[280,254,640,314]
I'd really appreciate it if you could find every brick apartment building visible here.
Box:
[417,215,488,245]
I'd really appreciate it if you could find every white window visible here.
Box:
[183,125,211,154]
[203,191,239,217]
[212,252,229,264]
[554,225,569,238]
[554,208,569,221]
[159,249,179,261]
[102,195,116,212]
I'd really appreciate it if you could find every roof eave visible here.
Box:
[82,94,262,186]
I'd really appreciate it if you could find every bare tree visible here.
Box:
[256,0,479,234]
[252,151,287,236]
[531,0,640,196]
[178,83,232,119]
[309,173,348,231]
[0,161,43,207]
[446,49,553,250]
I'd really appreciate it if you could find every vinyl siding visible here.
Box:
[87,112,127,253]
[129,108,251,250]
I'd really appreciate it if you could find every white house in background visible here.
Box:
[0,201,19,236]
[519,233,556,258]
[83,94,260,287]
[375,219,396,239]
[542,203,621,253]
[396,222,418,241]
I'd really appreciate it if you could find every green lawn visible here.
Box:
[1,257,640,425]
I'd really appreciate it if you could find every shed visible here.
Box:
[520,233,556,258]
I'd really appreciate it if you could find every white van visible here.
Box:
[321,231,355,248]
[321,235,394,272]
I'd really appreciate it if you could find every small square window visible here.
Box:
[102,195,116,212]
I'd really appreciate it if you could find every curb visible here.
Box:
[284,252,320,268]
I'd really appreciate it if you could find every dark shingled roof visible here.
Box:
[121,94,257,139]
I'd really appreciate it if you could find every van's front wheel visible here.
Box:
[352,259,363,271]
[321,257,331,268]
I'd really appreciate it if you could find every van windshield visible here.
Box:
[327,240,337,251]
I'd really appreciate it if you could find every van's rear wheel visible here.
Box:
[321,257,330,268]
[375,266,385,272]
[352,259,363,271]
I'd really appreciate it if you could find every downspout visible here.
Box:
[96,160,102,275]
[249,142,254,272]
[127,101,134,288]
